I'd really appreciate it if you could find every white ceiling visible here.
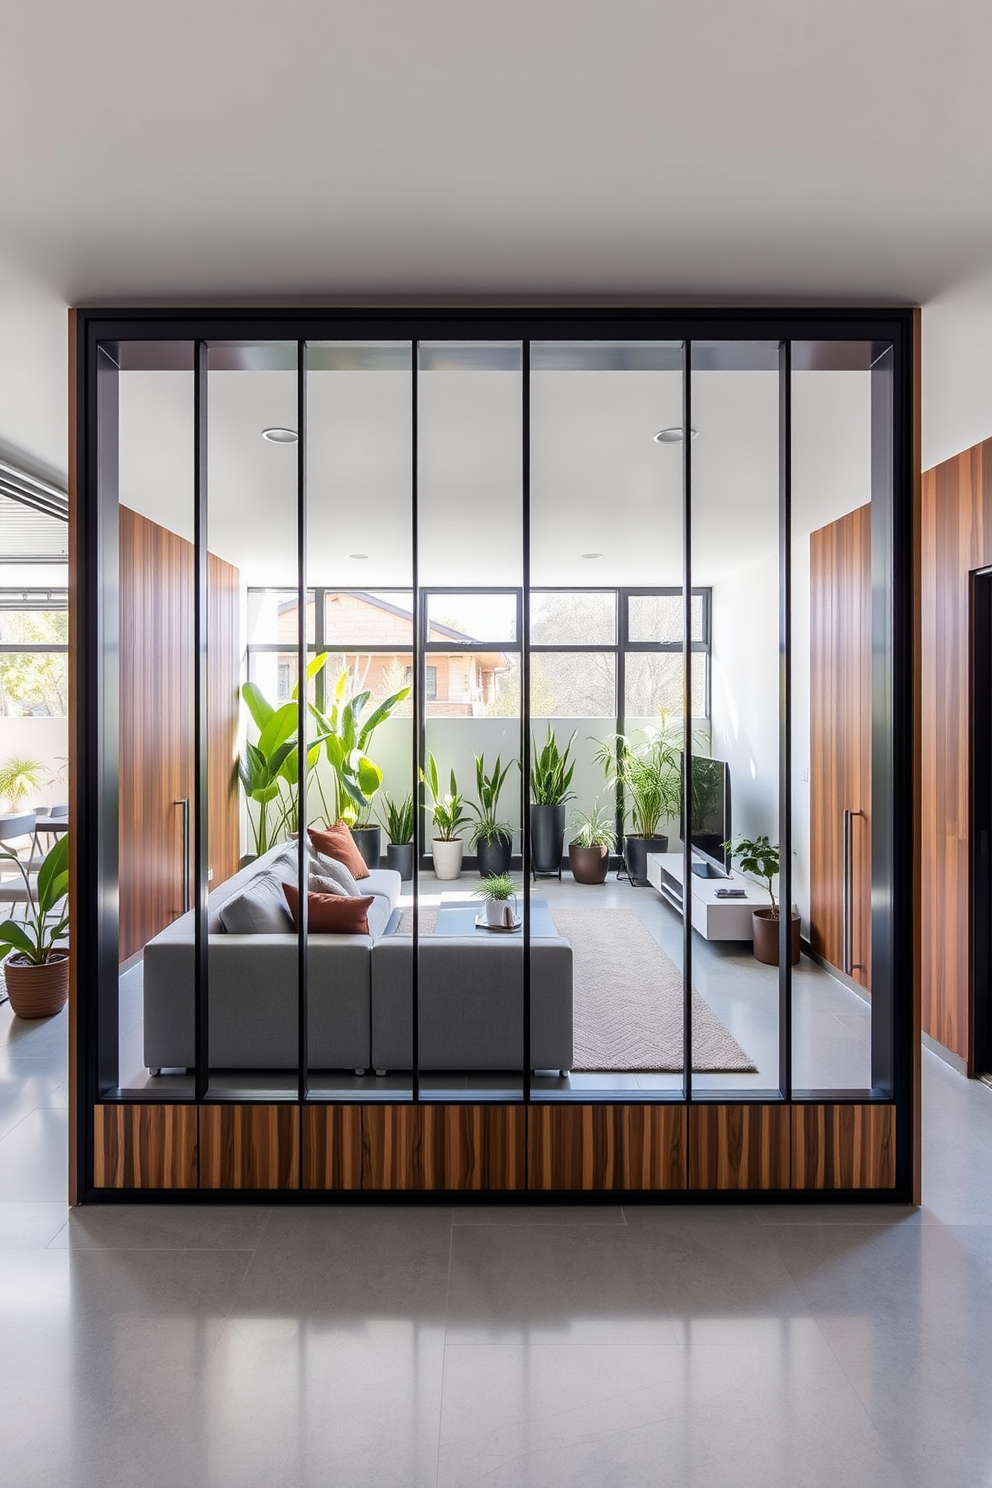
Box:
[2,0,989,482]
[118,364,869,587]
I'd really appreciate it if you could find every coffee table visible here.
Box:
[434,897,558,938]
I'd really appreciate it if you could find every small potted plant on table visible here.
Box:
[474,872,519,928]
[379,792,415,880]
[422,754,471,881]
[567,801,618,885]
[723,834,800,966]
[0,832,70,1018]
[469,753,515,877]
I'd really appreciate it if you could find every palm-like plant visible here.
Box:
[0,755,43,813]
[421,754,471,841]
[568,800,618,850]
[469,753,514,849]
[593,724,681,838]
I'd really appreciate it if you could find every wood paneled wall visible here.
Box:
[91,1101,897,1194]
[920,441,992,1064]
[809,504,872,986]
[118,508,240,961]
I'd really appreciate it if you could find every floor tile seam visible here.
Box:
[435,1220,455,1488]
[0,1096,58,1145]
[57,1244,262,1254]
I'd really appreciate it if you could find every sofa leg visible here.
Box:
[148,1068,161,1077]
[354,1068,366,1076]
[559,1069,570,1078]
[375,1069,388,1077]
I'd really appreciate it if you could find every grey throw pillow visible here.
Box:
[310,852,361,896]
[309,868,349,897]
[218,872,295,933]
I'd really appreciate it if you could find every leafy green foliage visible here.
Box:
[379,792,415,845]
[723,834,780,912]
[0,832,69,967]
[529,726,576,807]
[474,872,516,902]
[469,753,515,849]
[0,755,44,811]
[568,800,618,850]
[421,754,471,841]
[593,724,681,838]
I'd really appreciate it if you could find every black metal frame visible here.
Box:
[71,305,917,1203]
[971,567,992,1077]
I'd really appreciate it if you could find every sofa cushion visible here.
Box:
[309,868,349,896]
[308,822,370,880]
[218,873,295,934]
[283,883,375,934]
[309,852,362,896]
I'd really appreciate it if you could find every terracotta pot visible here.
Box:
[751,908,801,966]
[568,843,610,885]
[3,950,69,1019]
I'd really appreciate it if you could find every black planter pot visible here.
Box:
[530,804,565,878]
[352,826,381,871]
[623,834,668,885]
[386,842,415,881]
[477,834,512,877]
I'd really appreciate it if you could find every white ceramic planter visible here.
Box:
[432,838,464,881]
[485,897,517,928]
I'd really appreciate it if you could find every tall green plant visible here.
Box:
[378,792,414,845]
[593,724,681,838]
[529,726,576,807]
[469,753,514,848]
[0,832,69,966]
[421,754,471,841]
[306,660,410,823]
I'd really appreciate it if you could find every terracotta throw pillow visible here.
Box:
[283,882,375,934]
[307,821,370,880]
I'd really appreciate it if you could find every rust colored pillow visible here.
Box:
[283,882,375,935]
[307,821,370,880]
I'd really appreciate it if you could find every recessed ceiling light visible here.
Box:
[261,427,298,444]
[349,552,369,560]
[653,426,698,444]
[581,552,603,560]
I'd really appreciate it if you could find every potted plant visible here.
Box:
[0,755,44,814]
[593,723,681,885]
[567,801,618,885]
[469,753,515,877]
[350,810,381,872]
[379,792,415,880]
[422,754,471,880]
[723,834,800,966]
[529,726,576,878]
[0,832,69,1018]
[474,871,519,928]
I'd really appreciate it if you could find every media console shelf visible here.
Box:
[646,852,768,942]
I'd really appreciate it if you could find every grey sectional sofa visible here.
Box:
[141,841,573,1076]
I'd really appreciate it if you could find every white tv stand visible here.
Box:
[645,851,767,942]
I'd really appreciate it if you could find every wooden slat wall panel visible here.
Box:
[199,1104,300,1189]
[809,504,872,986]
[303,1106,363,1190]
[93,1104,198,1189]
[527,1103,686,1191]
[792,1104,896,1189]
[920,441,992,1064]
[363,1105,526,1190]
[119,506,194,962]
[207,550,241,890]
[689,1104,791,1191]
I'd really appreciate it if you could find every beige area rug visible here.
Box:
[395,906,756,1073]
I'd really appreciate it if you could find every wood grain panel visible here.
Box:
[363,1104,526,1190]
[119,505,194,961]
[303,1105,363,1190]
[791,1103,896,1189]
[810,504,872,986]
[920,440,992,1064]
[199,1104,300,1189]
[689,1104,791,1191]
[526,1103,686,1190]
[208,550,241,890]
[93,1103,198,1189]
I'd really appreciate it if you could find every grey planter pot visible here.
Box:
[477,834,512,877]
[386,842,415,881]
[352,826,381,871]
[623,834,668,885]
[531,804,565,878]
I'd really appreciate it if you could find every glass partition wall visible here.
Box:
[76,309,916,1200]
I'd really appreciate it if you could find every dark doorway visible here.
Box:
[972,567,992,1076]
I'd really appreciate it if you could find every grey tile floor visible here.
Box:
[2,964,992,1486]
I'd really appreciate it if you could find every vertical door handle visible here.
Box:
[174,798,190,915]
[842,807,864,975]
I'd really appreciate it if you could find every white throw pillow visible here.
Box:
[311,852,361,896]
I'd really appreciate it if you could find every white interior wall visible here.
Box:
[0,716,69,813]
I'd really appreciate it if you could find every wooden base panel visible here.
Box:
[792,1104,896,1189]
[689,1104,791,1191]
[303,1105,363,1190]
[93,1104,198,1189]
[527,1104,686,1190]
[199,1104,299,1190]
[363,1104,525,1190]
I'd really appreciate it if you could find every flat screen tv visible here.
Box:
[679,754,732,873]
